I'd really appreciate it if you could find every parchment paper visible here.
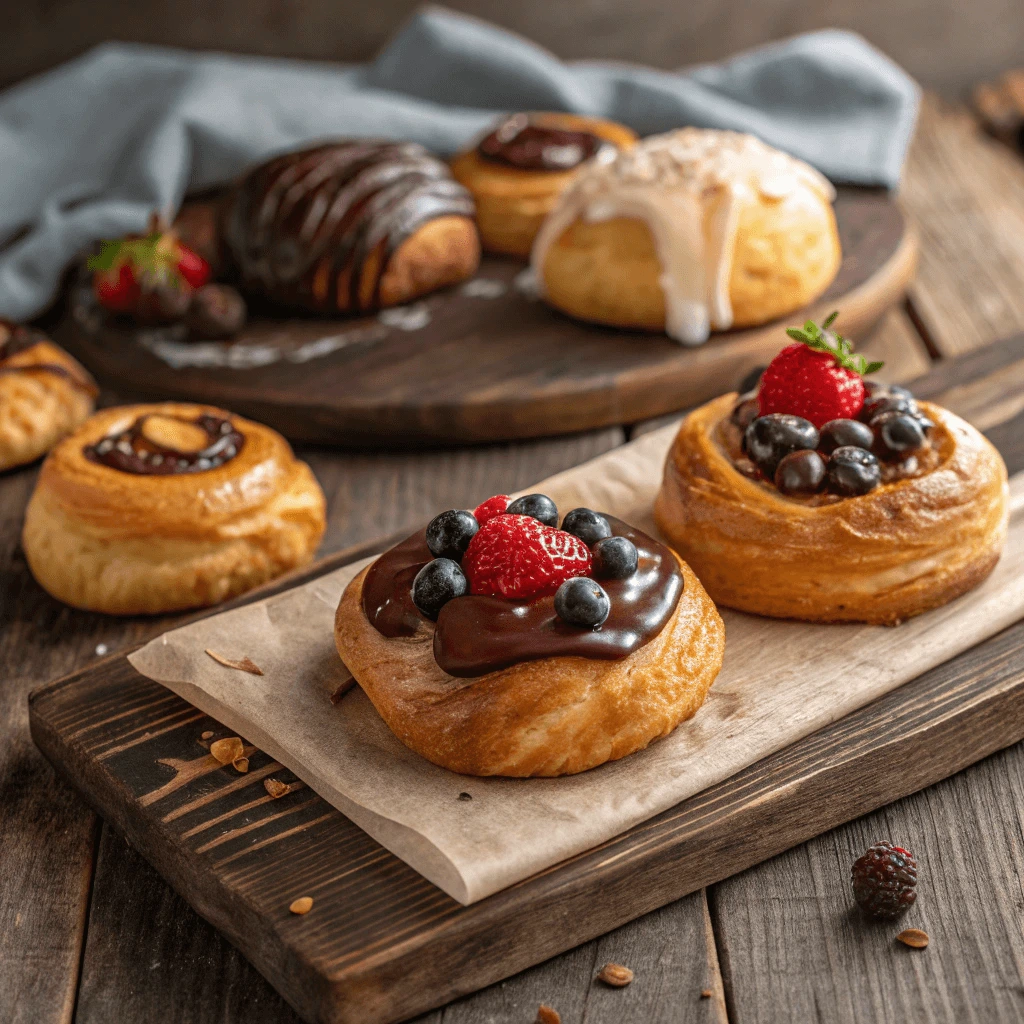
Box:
[129,425,1024,904]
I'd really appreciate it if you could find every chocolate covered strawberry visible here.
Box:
[463,514,592,599]
[758,313,883,428]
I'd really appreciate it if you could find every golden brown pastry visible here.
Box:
[223,141,481,313]
[532,128,842,344]
[335,498,724,776]
[23,402,326,615]
[0,323,97,472]
[654,390,1008,625]
[451,113,637,258]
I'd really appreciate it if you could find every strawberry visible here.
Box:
[462,514,592,599]
[758,313,884,428]
[473,494,510,525]
[174,244,211,289]
[93,262,141,313]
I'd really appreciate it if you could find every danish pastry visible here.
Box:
[223,140,481,314]
[334,493,724,777]
[654,317,1009,624]
[0,323,97,472]
[450,113,636,258]
[532,128,842,344]
[23,402,326,614]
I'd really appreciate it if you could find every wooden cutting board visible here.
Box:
[57,187,916,447]
[26,338,1024,1024]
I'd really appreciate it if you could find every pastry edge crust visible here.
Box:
[334,554,725,777]
[654,394,1010,625]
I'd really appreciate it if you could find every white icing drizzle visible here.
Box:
[530,128,836,346]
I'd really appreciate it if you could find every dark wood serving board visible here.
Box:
[26,337,1024,1024]
[57,187,916,447]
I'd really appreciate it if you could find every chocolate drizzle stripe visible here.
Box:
[362,516,683,678]
[0,326,97,397]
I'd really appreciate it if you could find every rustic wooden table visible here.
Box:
[3,95,1024,1024]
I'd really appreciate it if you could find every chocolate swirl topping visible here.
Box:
[224,141,476,314]
[0,323,97,395]
[362,516,683,678]
[84,413,244,475]
[477,114,607,171]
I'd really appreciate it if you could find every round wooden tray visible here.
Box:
[59,187,916,448]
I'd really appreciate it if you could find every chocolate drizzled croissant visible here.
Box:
[223,141,480,314]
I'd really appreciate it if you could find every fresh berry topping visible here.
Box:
[186,284,247,340]
[411,558,467,619]
[92,262,141,313]
[862,394,918,422]
[554,577,611,629]
[818,418,874,455]
[592,536,639,579]
[462,514,592,599]
[865,381,913,400]
[759,314,883,427]
[873,411,926,459]
[737,364,766,394]
[505,493,558,527]
[135,282,193,325]
[730,395,760,430]
[744,414,819,478]
[473,494,510,525]
[774,450,825,496]
[561,508,612,545]
[175,244,212,289]
[826,446,881,496]
[851,841,918,920]
[425,509,479,561]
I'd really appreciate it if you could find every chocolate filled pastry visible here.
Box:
[532,128,842,345]
[0,322,97,472]
[222,141,481,314]
[450,112,636,258]
[23,403,326,614]
[654,317,1009,624]
[334,493,724,777]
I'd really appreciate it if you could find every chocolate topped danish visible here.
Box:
[223,141,481,313]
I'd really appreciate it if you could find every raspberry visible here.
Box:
[473,494,510,525]
[851,841,918,920]
[759,343,865,427]
[462,514,592,599]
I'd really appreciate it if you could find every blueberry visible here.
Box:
[743,414,819,478]
[861,394,918,422]
[554,577,611,629]
[505,493,558,527]
[864,381,913,400]
[826,446,881,496]
[818,418,874,455]
[592,536,639,579]
[774,450,826,496]
[737,365,766,395]
[873,411,926,458]
[411,558,467,619]
[425,509,479,560]
[561,508,612,545]
[730,395,760,430]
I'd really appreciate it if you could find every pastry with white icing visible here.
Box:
[531,128,842,345]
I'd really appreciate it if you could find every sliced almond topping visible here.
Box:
[289,896,314,915]
[205,649,263,675]
[596,963,633,987]
[897,928,929,949]
[264,778,290,799]
[535,1007,560,1024]
[201,730,214,740]
[700,990,712,999]
[209,737,244,764]
[232,756,249,774]
[330,676,356,704]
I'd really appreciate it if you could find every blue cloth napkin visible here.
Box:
[0,6,919,320]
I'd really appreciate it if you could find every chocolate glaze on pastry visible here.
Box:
[84,413,244,475]
[223,141,476,313]
[362,515,683,677]
[477,114,607,171]
[0,324,97,395]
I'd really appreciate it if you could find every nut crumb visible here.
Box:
[201,730,214,740]
[264,778,290,799]
[700,989,712,999]
[597,963,633,987]
[535,1006,560,1024]
[205,649,263,675]
[897,928,929,949]
[209,737,244,764]
[289,896,314,915]
[330,676,356,704]
[458,792,472,802]
[232,756,249,773]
